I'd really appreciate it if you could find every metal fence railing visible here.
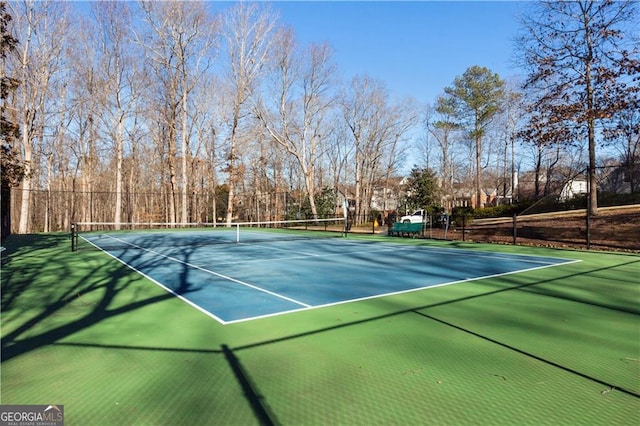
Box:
[348,206,640,253]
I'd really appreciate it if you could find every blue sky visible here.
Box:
[267,1,527,104]
[79,0,526,105]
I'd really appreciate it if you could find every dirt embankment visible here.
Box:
[427,205,640,252]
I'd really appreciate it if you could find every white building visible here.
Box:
[559,178,588,200]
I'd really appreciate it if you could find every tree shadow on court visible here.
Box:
[221,344,279,426]
[0,233,202,363]
[410,309,640,399]
[2,233,281,426]
[226,255,640,397]
[235,256,638,346]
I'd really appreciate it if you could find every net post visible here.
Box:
[235,223,240,243]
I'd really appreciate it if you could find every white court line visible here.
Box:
[81,236,228,323]
[83,234,580,325]
[223,257,582,324]
[84,234,312,308]
[240,241,320,257]
[221,240,572,267]
[397,245,572,265]
[223,242,400,265]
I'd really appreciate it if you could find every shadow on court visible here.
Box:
[233,257,640,352]
[222,344,279,426]
[1,233,282,426]
[2,233,638,424]
[226,256,640,400]
[0,233,204,362]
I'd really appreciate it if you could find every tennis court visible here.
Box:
[79,226,576,323]
[2,231,639,425]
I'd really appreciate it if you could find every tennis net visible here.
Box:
[71,217,348,252]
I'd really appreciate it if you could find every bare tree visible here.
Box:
[10,0,69,233]
[426,95,461,211]
[256,28,336,220]
[221,2,276,225]
[325,118,353,195]
[604,108,640,193]
[90,1,144,229]
[341,75,385,222]
[340,75,418,222]
[496,85,524,203]
[66,8,109,226]
[518,96,575,200]
[138,1,217,224]
[518,0,640,215]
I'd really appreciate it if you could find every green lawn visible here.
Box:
[1,233,639,425]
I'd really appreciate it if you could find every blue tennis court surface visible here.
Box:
[81,231,578,324]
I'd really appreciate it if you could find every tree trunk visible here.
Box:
[475,134,483,208]
[17,138,31,234]
[114,117,124,229]
[181,86,189,223]
[17,14,33,234]
[167,111,178,224]
[226,109,239,226]
[584,6,598,216]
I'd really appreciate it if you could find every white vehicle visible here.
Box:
[399,209,426,223]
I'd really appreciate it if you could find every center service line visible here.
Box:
[99,235,312,308]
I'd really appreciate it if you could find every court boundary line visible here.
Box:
[81,234,580,325]
[80,235,228,323]
[99,234,312,307]
[218,240,569,267]
[223,257,581,324]
[80,234,312,310]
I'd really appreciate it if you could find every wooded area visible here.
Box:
[1,1,638,236]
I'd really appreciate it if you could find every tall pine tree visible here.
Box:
[443,66,505,209]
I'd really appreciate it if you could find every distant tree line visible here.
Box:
[424,0,639,216]
[1,0,638,237]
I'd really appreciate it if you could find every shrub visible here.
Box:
[452,206,474,226]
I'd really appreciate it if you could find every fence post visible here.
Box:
[512,214,517,245]
[586,166,591,250]
[70,223,76,252]
[462,217,465,242]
